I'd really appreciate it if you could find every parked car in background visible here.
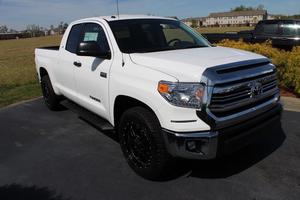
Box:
[203,19,300,49]
[252,19,300,48]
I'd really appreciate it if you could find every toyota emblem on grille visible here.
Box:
[250,81,263,98]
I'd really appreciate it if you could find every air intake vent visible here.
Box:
[216,61,270,74]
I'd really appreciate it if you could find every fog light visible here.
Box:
[186,141,196,151]
[186,139,209,155]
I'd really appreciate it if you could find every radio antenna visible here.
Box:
[116,0,120,18]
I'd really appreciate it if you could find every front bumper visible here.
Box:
[162,103,282,160]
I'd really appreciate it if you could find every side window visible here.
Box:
[262,23,278,35]
[255,22,264,34]
[66,24,83,53]
[81,23,110,52]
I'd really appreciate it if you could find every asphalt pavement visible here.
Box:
[0,98,299,200]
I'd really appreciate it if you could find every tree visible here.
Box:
[257,4,265,10]
[56,21,69,34]
[26,24,44,37]
[231,5,265,12]
[9,29,17,33]
[0,25,8,33]
[63,23,68,33]
[191,19,198,28]
[274,14,300,19]
[231,5,254,12]
[58,21,63,34]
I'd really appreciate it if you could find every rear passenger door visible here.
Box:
[57,23,83,101]
[73,23,113,119]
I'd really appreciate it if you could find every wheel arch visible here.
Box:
[39,67,48,80]
[38,66,61,95]
[113,95,160,128]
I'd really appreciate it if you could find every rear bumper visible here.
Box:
[162,103,282,160]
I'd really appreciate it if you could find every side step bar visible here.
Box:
[61,100,114,132]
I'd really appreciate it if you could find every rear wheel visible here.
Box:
[118,107,175,180]
[41,75,61,110]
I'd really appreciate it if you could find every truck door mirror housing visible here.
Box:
[77,41,111,59]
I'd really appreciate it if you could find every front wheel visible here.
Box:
[118,107,175,180]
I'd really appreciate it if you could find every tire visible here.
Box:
[118,107,175,180]
[41,75,61,111]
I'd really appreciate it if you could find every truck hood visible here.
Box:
[129,46,266,82]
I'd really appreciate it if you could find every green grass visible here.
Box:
[0,84,41,107]
[0,36,61,108]
[196,26,254,34]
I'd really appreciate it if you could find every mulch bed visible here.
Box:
[280,87,299,98]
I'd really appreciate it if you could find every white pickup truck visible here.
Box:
[35,15,282,180]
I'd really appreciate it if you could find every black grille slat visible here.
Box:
[210,90,277,112]
[263,80,277,88]
[213,88,250,98]
[263,84,277,92]
[211,92,251,104]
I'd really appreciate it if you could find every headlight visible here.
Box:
[157,81,205,109]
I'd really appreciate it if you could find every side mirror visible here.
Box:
[77,41,111,59]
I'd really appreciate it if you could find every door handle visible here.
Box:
[100,72,107,78]
[73,61,82,67]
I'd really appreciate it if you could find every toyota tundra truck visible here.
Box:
[35,15,282,180]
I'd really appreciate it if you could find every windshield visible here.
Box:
[108,19,211,53]
[280,21,300,37]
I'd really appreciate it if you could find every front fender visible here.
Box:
[109,62,211,132]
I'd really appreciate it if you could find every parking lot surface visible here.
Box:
[0,98,299,200]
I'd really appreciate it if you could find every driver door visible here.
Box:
[73,23,112,119]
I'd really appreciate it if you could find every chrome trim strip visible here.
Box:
[207,93,280,129]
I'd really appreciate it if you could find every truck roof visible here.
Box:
[74,15,177,23]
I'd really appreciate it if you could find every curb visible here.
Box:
[0,97,42,112]
[281,96,300,112]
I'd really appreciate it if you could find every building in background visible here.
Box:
[182,17,206,27]
[183,10,274,28]
[204,10,269,27]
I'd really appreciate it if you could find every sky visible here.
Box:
[0,0,300,30]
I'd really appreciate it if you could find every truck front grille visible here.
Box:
[209,72,278,117]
